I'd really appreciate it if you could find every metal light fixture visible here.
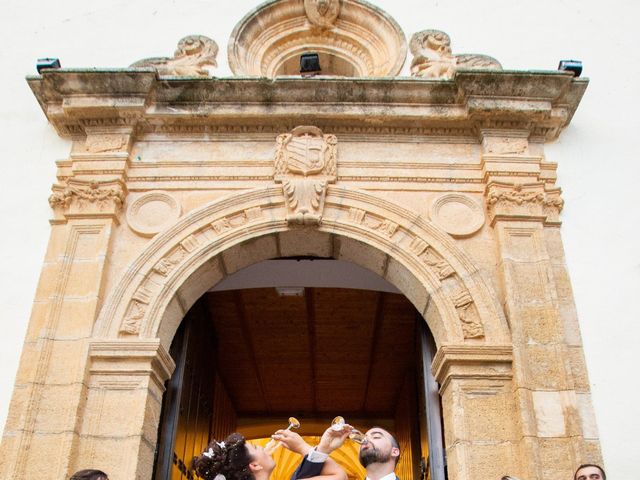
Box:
[300,53,321,76]
[275,287,305,297]
[558,59,582,77]
[36,58,61,73]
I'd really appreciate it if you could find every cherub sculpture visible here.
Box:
[410,30,457,79]
[130,35,218,77]
[410,29,502,79]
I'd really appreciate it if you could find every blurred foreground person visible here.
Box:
[575,464,606,480]
[69,469,108,480]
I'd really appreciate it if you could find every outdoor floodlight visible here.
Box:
[36,58,61,73]
[558,59,582,77]
[300,53,321,76]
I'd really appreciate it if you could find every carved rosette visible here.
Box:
[49,179,127,222]
[410,29,502,79]
[274,126,337,225]
[485,181,564,225]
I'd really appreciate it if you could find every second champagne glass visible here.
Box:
[331,416,367,444]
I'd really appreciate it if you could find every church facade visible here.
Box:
[0,1,601,479]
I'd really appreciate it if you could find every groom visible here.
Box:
[278,425,401,480]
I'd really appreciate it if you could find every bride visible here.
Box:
[192,426,350,480]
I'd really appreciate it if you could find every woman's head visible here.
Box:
[193,433,276,480]
[69,469,108,480]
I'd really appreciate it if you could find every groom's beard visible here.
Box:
[359,445,391,467]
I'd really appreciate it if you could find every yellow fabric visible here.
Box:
[250,436,366,480]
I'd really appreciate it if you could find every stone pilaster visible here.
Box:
[486,181,601,479]
[433,345,517,480]
[72,340,175,479]
[0,215,119,478]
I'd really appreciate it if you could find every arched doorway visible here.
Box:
[88,186,512,480]
[152,258,445,479]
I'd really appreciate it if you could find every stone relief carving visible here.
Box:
[451,290,484,339]
[410,30,501,79]
[118,204,268,335]
[274,126,337,225]
[487,183,544,206]
[304,0,340,28]
[85,134,128,153]
[409,237,456,280]
[347,208,398,238]
[49,180,126,212]
[153,257,177,277]
[121,301,145,335]
[211,208,261,235]
[486,183,564,210]
[486,182,566,225]
[130,35,218,77]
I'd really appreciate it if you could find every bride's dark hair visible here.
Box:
[192,433,254,480]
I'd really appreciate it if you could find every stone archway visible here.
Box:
[94,185,510,348]
[86,185,514,479]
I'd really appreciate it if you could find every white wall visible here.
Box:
[1,1,638,477]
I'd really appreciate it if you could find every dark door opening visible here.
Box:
[153,287,445,479]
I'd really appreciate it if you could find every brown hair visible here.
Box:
[574,464,606,480]
[192,433,254,480]
[69,469,108,480]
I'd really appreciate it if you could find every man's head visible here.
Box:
[358,427,400,469]
[69,470,108,480]
[574,464,606,480]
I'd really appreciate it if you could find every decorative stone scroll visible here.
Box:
[304,0,340,28]
[486,181,564,225]
[130,35,218,77]
[49,179,126,216]
[274,126,337,225]
[410,30,501,79]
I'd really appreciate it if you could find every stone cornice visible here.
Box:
[89,339,176,391]
[432,344,513,391]
[28,69,587,141]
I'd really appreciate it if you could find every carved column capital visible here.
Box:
[485,181,563,226]
[49,178,127,224]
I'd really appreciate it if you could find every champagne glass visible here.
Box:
[263,416,301,455]
[331,416,367,444]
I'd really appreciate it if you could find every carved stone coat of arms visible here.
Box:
[274,126,337,225]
